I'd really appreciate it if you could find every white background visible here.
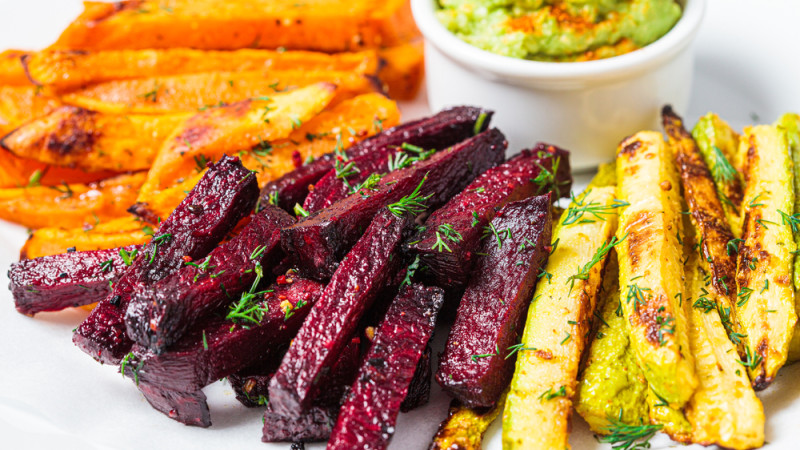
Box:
[0,1,799,449]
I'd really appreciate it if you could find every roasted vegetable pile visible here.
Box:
[8,103,575,448]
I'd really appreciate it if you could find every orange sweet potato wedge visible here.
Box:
[0,172,145,230]
[0,106,189,172]
[0,50,32,86]
[0,148,119,189]
[52,0,419,52]
[23,48,378,90]
[21,216,153,259]
[137,82,337,201]
[0,86,62,136]
[134,93,400,220]
[378,41,425,100]
[62,70,379,114]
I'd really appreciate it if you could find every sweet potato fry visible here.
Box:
[21,216,153,259]
[23,48,378,89]
[1,106,189,172]
[133,93,400,219]
[0,50,31,86]
[62,70,379,114]
[0,148,118,189]
[0,86,62,136]
[137,82,338,201]
[378,41,424,100]
[0,172,145,229]
[52,0,419,52]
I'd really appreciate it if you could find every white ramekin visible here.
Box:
[412,0,706,170]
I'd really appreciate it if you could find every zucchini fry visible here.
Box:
[663,106,742,348]
[777,113,800,362]
[615,131,697,406]
[21,216,153,259]
[735,125,797,389]
[503,187,621,449]
[430,391,507,450]
[684,248,765,449]
[62,70,377,115]
[1,106,189,172]
[132,93,399,219]
[137,82,337,201]
[23,48,378,90]
[0,172,145,230]
[692,113,744,237]
[575,253,650,432]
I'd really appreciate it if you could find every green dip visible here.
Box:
[436,0,682,61]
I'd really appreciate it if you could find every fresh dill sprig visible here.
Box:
[565,234,626,293]
[400,255,421,289]
[226,263,270,325]
[294,203,309,218]
[562,190,629,226]
[473,112,488,135]
[432,223,463,253]
[505,343,538,360]
[598,411,662,450]
[737,345,763,370]
[119,248,138,266]
[708,145,738,183]
[538,385,567,401]
[481,222,512,248]
[778,209,800,232]
[387,176,432,217]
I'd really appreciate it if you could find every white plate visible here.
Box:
[0,1,799,449]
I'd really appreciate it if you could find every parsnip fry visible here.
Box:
[52,0,419,52]
[430,391,507,450]
[0,172,145,230]
[684,247,765,449]
[615,131,697,406]
[503,187,620,449]
[1,106,189,172]
[23,48,378,90]
[692,113,744,236]
[62,70,377,115]
[137,82,338,201]
[735,125,797,389]
[663,106,742,348]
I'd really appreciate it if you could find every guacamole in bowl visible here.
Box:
[436,0,682,61]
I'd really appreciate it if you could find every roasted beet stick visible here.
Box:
[282,128,507,280]
[408,144,570,287]
[125,204,294,353]
[123,273,323,393]
[73,155,259,364]
[258,106,492,213]
[9,245,139,316]
[436,194,553,407]
[269,208,414,416]
[327,284,444,450]
[302,106,492,212]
